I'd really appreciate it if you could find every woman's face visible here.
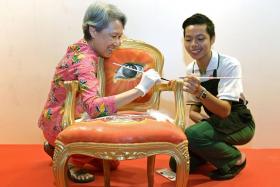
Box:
[184,24,214,62]
[90,20,124,58]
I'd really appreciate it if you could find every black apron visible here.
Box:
[193,55,255,135]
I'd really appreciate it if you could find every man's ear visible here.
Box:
[89,26,97,39]
[211,35,215,45]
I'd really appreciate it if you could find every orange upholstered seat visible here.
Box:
[58,117,186,144]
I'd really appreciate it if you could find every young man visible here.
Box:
[170,13,255,180]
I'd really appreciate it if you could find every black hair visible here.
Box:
[182,13,215,39]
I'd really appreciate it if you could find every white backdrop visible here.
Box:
[0,0,279,147]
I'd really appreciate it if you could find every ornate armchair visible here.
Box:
[52,39,189,187]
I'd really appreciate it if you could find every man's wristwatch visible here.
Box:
[196,87,207,100]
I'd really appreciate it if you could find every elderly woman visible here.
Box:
[38,2,160,183]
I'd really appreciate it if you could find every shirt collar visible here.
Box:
[193,50,219,72]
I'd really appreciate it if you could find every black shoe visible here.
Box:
[43,141,55,159]
[169,156,206,173]
[209,159,246,180]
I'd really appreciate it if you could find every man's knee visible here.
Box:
[185,126,203,142]
[185,123,213,147]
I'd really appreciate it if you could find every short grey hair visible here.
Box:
[82,2,127,41]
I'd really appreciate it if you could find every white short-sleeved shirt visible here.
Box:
[186,50,245,104]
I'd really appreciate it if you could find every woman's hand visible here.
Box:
[135,69,161,96]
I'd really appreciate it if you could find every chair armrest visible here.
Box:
[61,80,186,131]
[155,80,186,131]
[61,81,79,129]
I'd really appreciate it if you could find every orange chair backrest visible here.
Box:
[97,39,164,111]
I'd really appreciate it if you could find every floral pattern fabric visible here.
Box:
[38,39,117,145]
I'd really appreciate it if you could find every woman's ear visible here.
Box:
[89,26,97,39]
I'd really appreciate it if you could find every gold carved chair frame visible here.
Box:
[52,39,189,187]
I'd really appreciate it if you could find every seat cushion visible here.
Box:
[57,115,186,145]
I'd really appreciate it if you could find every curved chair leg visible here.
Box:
[147,155,156,187]
[54,160,69,187]
[175,148,189,187]
[52,141,70,187]
[176,161,188,187]
[103,159,111,187]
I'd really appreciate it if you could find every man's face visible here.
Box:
[90,20,124,58]
[184,24,214,61]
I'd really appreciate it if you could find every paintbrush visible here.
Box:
[179,76,241,80]
[112,62,170,81]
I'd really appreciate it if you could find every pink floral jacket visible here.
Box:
[38,39,117,145]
